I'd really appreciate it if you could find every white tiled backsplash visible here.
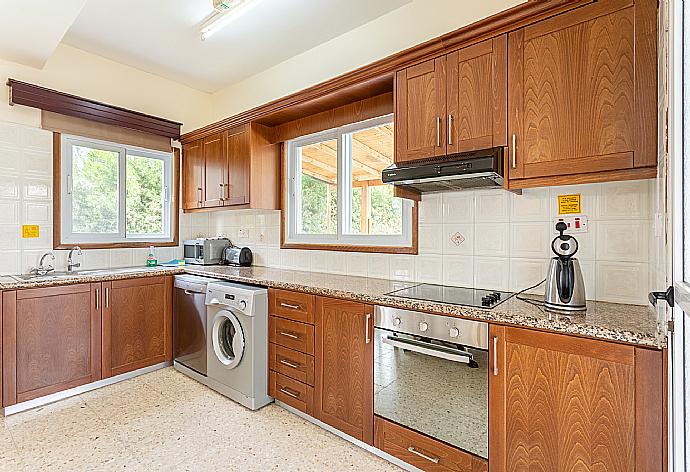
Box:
[186,180,656,305]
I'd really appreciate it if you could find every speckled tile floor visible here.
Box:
[0,368,401,471]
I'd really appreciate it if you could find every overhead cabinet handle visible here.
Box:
[219,183,224,202]
[436,117,441,147]
[197,187,203,204]
[512,134,517,169]
[448,114,453,146]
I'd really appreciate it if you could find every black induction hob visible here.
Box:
[385,283,514,308]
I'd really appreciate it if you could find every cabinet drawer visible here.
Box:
[269,316,314,355]
[269,371,313,415]
[374,417,487,472]
[269,342,314,386]
[270,289,315,324]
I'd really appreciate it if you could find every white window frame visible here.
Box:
[60,135,174,244]
[284,114,412,248]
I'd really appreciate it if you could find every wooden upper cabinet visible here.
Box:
[225,125,251,206]
[507,0,657,186]
[395,57,447,163]
[101,276,172,378]
[2,284,102,406]
[181,140,204,210]
[314,297,374,445]
[489,326,664,472]
[447,35,507,154]
[202,132,226,208]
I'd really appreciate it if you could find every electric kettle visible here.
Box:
[544,222,587,313]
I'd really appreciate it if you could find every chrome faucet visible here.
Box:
[30,252,55,276]
[67,246,82,272]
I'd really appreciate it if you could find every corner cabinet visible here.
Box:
[2,284,102,406]
[395,35,508,163]
[507,0,657,188]
[314,297,374,445]
[181,123,280,211]
[101,276,172,378]
[489,326,664,472]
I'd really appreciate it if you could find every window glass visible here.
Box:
[297,138,338,235]
[71,145,119,233]
[126,154,164,235]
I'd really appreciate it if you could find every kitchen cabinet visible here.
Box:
[1,284,102,406]
[507,0,657,188]
[314,296,374,445]
[101,276,172,378]
[181,139,204,210]
[395,36,507,164]
[181,123,280,211]
[489,325,664,472]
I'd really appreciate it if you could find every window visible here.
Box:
[60,135,174,245]
[285,115,413,249]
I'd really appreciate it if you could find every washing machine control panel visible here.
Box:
[206,288,252,315]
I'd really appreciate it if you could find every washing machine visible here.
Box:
[205,281,272,410]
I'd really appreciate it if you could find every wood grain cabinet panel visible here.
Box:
[314,297,374,445]
[489,326,664,472]
[181,139,204,210]
[268,316,314,355]
[395,57,447,163]
[102,276,172,378]
[2,284,101,406]
[447,35,507,154]
[224,125,251,206]
[507,0,657,187]
[202,132,226,208]
[269,288,315,324]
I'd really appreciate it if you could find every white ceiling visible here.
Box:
[59,0,411,93]
[0,0,87,68]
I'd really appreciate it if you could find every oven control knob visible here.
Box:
[449,327,460,338]
[419,321,429,332]
[392,317,402,327]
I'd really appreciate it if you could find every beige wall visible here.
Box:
[0,44,212,133]
[207,0,523,124]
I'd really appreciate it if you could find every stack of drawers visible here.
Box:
[268,288,315,414]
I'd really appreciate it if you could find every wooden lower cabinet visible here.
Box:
[314,296,374,445]
[375,417,488,472]
[1,284,102,406]
[490,325,664,472]
[101,276,172,378]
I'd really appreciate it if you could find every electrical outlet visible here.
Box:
[238,228,249,238]
[553,216,589,233]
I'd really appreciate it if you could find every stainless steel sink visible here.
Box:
[9,271,81,282]
[9,266,162,282]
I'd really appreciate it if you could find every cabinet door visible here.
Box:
[2,284,101,406]
[102,276,172,378]
[395,57,447,163]
[314,297,374,444]
[447,35,507,154]
[508,0,656,182]
[202,132,226,208]
[181,140,204,210]
[225,126,250,206]
[490,326,663,472]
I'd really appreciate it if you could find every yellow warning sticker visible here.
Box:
[22,225,40,238]
[558,194,581,215]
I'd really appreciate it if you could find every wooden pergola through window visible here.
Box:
[300,123,394,233]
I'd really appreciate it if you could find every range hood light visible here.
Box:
[200,0,263,40]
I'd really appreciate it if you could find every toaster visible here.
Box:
[221,246,253,267]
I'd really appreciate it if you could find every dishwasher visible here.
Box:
[173,274,223,382]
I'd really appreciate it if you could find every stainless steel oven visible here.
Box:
[374,306,489,460]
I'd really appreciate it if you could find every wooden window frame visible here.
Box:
[52,132,180,249]
[281,116,418,255]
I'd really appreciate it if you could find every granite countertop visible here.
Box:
[0,265,664,349]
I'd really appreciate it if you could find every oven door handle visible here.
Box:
[382,336,472,364]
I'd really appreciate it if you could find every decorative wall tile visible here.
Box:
[415,256,443,284]
[0,148,22,173]
[442,192,474,223]
[390,255,415,281]
[24,202,51,224]
[0,200,19,224]
[475,190,510,222]
[109,249,134,268]
[474,257,510,291]
[510,222,550,259]
[23,178,51,200]
[595,261,648,305]
[474,223,509,257]
[441,223,474,255]
[0,174,20,199]
[596,180,650,220]
[595,220,649,263]
[367,254,390,280]
[0,225,21,250]
[419,193,443,224]
[442,255,474,287]
[22,150,52,176]
[418,224,443,254]
[0,250,20,275]
[509,258,549,294]
[345,253,369,277]
[510,188,551,222]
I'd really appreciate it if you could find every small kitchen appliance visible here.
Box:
[221,245,253,267]
[183,237,230,265]
[544,222,587,313]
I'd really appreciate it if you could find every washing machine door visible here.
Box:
[211,310,245,369]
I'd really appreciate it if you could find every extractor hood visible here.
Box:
[382,147,504,193]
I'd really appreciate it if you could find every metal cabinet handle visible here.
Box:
[197,187,203,204]
[511,134,517,169]
[279,359,301,369]
[105,287,109,308]
[280,302,300,310]
[365,313,371,344]
[279,387,300,399]
[448,114,453,146]
[493,336,499,376]
[407,447,440,464]
[219,183,224,202]
[436,117,441,147]
[95,288,99,310]
[280,331,300,340]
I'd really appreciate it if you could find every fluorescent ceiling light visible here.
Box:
[200,0,264,40]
